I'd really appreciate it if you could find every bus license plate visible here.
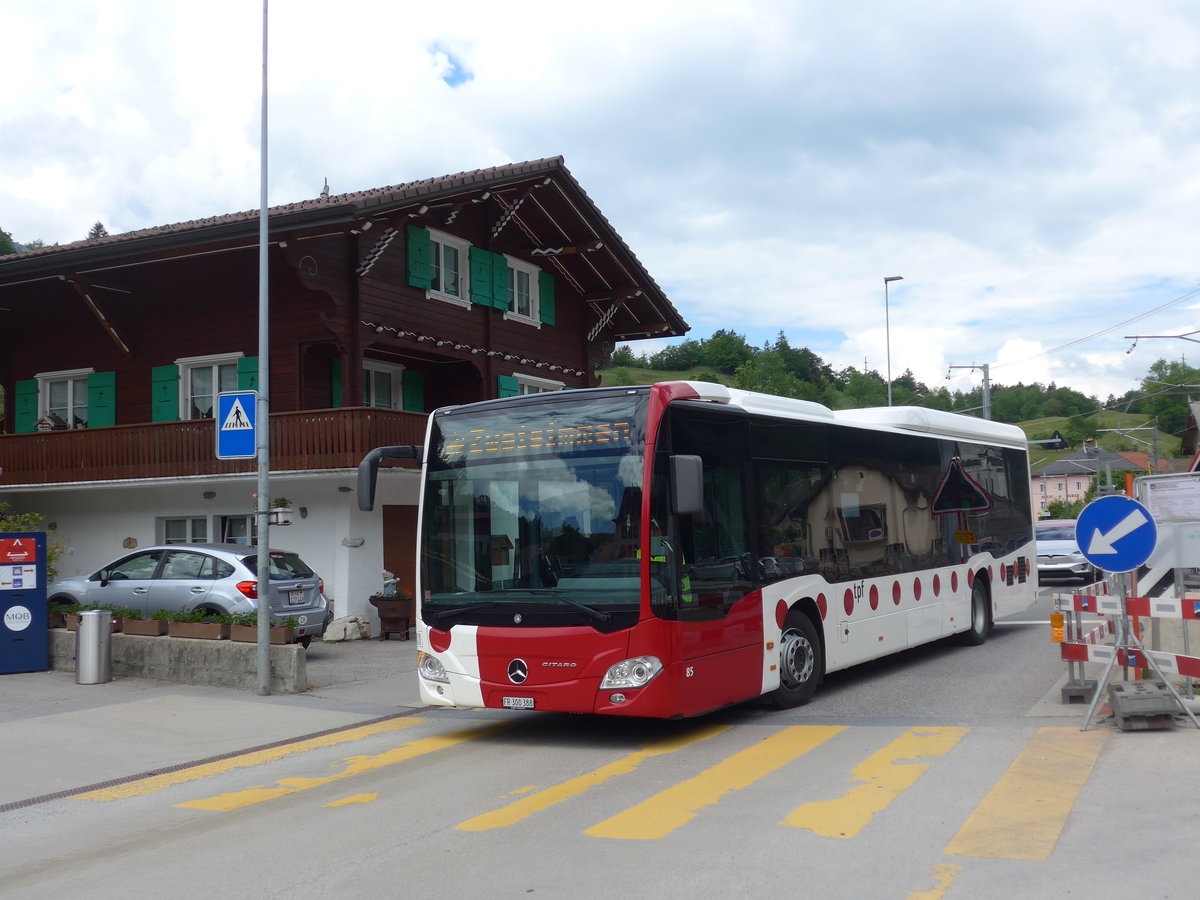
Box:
[288,590,304,605]
[502,697,535,709]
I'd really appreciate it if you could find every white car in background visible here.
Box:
[1035,519,1098,585]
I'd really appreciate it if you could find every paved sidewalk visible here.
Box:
[0,637,422,809]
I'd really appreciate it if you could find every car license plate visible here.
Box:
[288,589,305,606]
[502,696,534,710]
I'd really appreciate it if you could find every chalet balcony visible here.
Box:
[0,408,427,487]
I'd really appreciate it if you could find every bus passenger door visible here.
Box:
[662,409,764,714]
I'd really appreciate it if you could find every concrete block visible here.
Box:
[49,628,306,693]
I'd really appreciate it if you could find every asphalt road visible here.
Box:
[3,585,1198,900]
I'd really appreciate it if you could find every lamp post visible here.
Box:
[883,276,903,406]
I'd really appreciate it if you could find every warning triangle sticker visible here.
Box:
[931,457,992,514]
[221,398,253,431]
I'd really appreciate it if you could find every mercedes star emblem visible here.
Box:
[507,658,529,684]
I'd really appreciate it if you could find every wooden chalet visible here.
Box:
[0,157,687,621]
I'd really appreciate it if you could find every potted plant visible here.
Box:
[166,608,230,640]
[228,612,298,645]
[49,601,78,629]
[268,497,294,526]
[369,572,414,641]
[120,608,169,636]
[65,604,121,632]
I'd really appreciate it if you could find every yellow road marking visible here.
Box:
[74,718,427,802]
[177,723,509,812]
[458,723,730,832]
[585,725,845,840]
[944,726,1107,860]
[783,727,970,838]
[326,793,378,807]
[906,864,962,900]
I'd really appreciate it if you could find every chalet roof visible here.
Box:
[0,157,687,341]
[1031,444,1135,477]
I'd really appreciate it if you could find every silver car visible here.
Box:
[47,543,332,646]
[1035,520,1098,585]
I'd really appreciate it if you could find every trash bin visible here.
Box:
[76,609,112,684]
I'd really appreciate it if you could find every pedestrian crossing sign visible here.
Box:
[216,390,258,459]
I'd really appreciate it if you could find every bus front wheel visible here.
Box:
[771,614,823,708]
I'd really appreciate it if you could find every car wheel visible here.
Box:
[299,636,312,649]
[770,614,823,708]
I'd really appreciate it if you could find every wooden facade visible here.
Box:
[0,158,688,482]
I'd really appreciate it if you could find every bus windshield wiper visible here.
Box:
[523,589,612,623]
[427,601,503,624]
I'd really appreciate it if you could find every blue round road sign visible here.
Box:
[1075,495,1158,573]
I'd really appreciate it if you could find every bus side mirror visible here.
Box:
[358,445,423,511]
[670,454,704,516]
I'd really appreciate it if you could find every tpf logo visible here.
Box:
[3,606,32,632]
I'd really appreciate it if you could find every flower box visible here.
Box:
[121,617,169,636]
[369,594,415,641]
[229,624,296,645]
[167,620,230,640]
[66,613,121,632]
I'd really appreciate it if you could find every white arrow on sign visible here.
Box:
[1086,507,1149,554]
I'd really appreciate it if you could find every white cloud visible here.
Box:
[3,0,1200,403]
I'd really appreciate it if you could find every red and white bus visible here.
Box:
[359,381,1037,718]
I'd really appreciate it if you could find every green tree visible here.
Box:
[1134,358,1200,436]
[0,227,14,255]
[733,351,820,400]
[609,345,638,368]
[87,221,109,240]
[701,329,754,374]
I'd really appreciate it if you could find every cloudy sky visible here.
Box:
[4,0,1200,403]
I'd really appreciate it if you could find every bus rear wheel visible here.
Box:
[771,614,823,708]
[957,580,990,646]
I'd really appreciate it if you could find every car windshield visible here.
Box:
[1037,523,1077,541]
[241,552,315,580]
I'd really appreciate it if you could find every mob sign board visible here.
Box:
[1,532,49,675]
[216,390,258,460]
[1076,495,1158,574]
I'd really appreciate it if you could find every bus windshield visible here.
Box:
[422,391,652,630]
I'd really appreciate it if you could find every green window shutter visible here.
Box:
[402,371,425,412]
[406,225,432,289]
[497,374,519,398]
[237,356,259,391]
[151,365,180,423]
[14,379,38,434]
[330,357,343,407]
[469,246,494,306]
[491,252,509,310]
[87,371,117,428]
[538,270,556,326]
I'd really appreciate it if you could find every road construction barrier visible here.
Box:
[1057,590,1200,730]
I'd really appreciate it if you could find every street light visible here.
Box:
[883,276,903,406]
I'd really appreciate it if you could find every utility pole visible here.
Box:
[947,363,991,420]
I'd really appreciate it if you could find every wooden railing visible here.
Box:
[0,408,427,486]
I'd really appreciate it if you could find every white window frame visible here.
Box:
[503,256,541,327]
[35,367,94,430]
[363,360,406,410]
[176,352,243,421]
[160,516,210,545]
[514,373,564,395]
[427,229,471,308]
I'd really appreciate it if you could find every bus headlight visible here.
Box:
[418,651,449,684]
[600,656,663,690]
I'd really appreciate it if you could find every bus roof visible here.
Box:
[666,381,1028,449]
